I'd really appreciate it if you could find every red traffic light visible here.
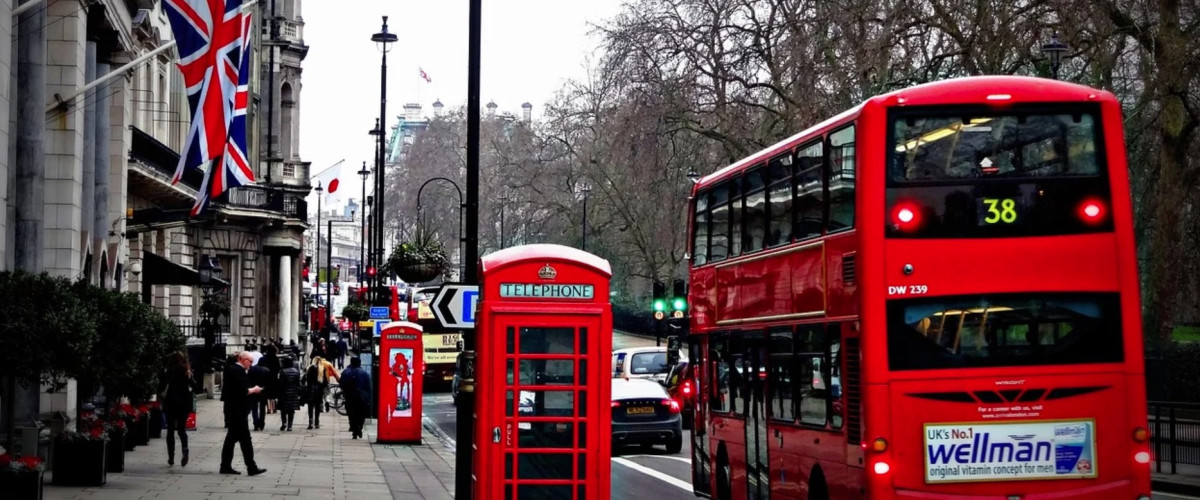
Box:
[367,266,377,277]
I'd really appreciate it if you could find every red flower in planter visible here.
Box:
[0,453,46,472]
[109,418,127,430]
[88,426,105,439]
[0,453,11,468]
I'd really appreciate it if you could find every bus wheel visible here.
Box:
[716,447,732,500]
[808,467,829,500]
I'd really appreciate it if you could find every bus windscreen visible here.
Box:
[885,106,1114,238]
[887,292,1124,371]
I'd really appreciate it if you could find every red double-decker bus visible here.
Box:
[685,76,1150,500]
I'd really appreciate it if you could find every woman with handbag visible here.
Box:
[159,351,201,467]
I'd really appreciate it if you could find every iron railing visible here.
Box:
[1149,401,1200,473]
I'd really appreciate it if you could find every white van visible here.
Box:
[612,347,686,384]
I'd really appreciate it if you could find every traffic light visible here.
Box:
[367,266,377,277]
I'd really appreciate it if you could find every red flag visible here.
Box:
[420,67,431,83]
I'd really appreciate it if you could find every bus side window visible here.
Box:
[768,328,796,422]
[796,325,828,426]
[828,125,856,232]
[828,324,844,430]
[710,332,729,413]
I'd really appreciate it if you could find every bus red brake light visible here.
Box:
[1079,199,1106,223]
[891,203,921,230]
[681,381,692,395]
[1134,451,1151,464]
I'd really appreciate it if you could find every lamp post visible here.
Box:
[198,255,224,360]
[580,182,591,251]
[416,177,465,280]
[314,182,324,336]
[371,18,397,305]
[459,0,483,494]
[358,161,371,284]
[498,192,508,249]
[687,167,701,184]
[1041,32,1069,80]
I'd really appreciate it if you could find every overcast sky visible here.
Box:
[300,0,624,208]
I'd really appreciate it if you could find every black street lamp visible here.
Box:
[416,177,465,280]
[371,17,397,305]
[1041,32,1069,80]
[358,160,371,285]
[498,192,509,249]
[314,181,324,336]
[580,182,591,251]
[687,167,701,184]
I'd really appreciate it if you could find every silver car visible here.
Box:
[611,378,683,454]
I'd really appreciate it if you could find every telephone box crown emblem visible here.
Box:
[538,264,557,280]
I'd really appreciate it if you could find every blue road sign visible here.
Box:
[374,320,385,337]
[432,284,479,329]
[370,306,390,320]
[462,290,479,324]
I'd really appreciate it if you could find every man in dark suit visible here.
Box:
[220,351,267,476]
[340,356,372,439]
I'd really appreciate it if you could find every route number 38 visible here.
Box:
[982,198,1018,224]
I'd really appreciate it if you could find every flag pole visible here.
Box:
[47,0,261,113]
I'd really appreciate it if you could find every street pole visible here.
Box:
[359,161,369,285]
[326,218,334,336]
[371,18,396,305]
[457,0,481,495]
[315,183,323,339]
[582,188,589,251]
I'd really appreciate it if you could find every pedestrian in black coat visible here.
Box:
[158,352,200,467]
[248,362,271,431]
[276,357,303,431]
[220,352,267,476]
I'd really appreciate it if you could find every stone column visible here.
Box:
[13,0,44,273]
[0,0,12,270]
[94,60,110,286]
[279,254,292,343]
[42,0,85,279]
[80,41,95,281]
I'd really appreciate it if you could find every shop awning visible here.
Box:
[142,251,231,288]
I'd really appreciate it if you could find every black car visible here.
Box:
[663,360,695,429]
[611,378,684,454]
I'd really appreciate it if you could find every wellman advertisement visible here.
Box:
[924,420,1097,483]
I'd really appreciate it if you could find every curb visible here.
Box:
[1154,477,1200,497]
[423,416,457,454]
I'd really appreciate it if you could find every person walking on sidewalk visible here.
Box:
[159,351,200,467]
[335,335,349,369]
[304,355,339,429]
[277,356,302,431]
[340,356,372,439]
[248,360,271,431]
[220,351,267,476]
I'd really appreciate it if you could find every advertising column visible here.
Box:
[376,321,424,443]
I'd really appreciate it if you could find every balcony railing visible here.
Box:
[222,185,308,220]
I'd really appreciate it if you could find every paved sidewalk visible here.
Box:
[45,396,455,500]
[1154,462,1200,497]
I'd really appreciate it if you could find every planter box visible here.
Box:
[131,417,150,446]
[122,417,137,451]
[107,432,126,473]
[51,438,106,486]
[0,470,44,500]
[148,408,164,438]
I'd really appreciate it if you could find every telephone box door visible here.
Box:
[485,314,606,500]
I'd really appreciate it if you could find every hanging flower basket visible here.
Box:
[397,262,443,283]
[389,226,449,284]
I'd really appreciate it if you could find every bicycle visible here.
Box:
[325,383,347,416]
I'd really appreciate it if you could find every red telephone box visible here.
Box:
[377,321,423,443]
[474,244,612,500]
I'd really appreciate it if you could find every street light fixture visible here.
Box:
[371,18,397,306]
[580,182,591,251]
[687,168,701,184]
[1040,32,1069,80]
[197,254,223,352]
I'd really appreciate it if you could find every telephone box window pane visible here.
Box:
[578,453,587,479]
[518,422,574,448]
[505,485,513,500]
[579,359,588,386]
[577,422,587,447]
[520,327,576,354]
[518,390,575,417]
[506,390,514,417]
[507,359,515,385]
[517,453,574,480]
[518,359,576,386]
[506,453,514,479]
[580,327,588,355]
[578,484,587,500]
[578,390,587,416]
[507,327,515,354]
[517,484,572,499]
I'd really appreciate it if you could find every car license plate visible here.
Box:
[626,406,655,416]
[443,375,454,381]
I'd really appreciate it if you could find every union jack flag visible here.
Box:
[164,0,252,216]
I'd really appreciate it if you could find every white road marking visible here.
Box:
[618,454,691,464]
[612,457,693,492]
[1156,493,1200,500]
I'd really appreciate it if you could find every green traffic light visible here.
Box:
[653,299,666,312]
[673,297,686,311]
